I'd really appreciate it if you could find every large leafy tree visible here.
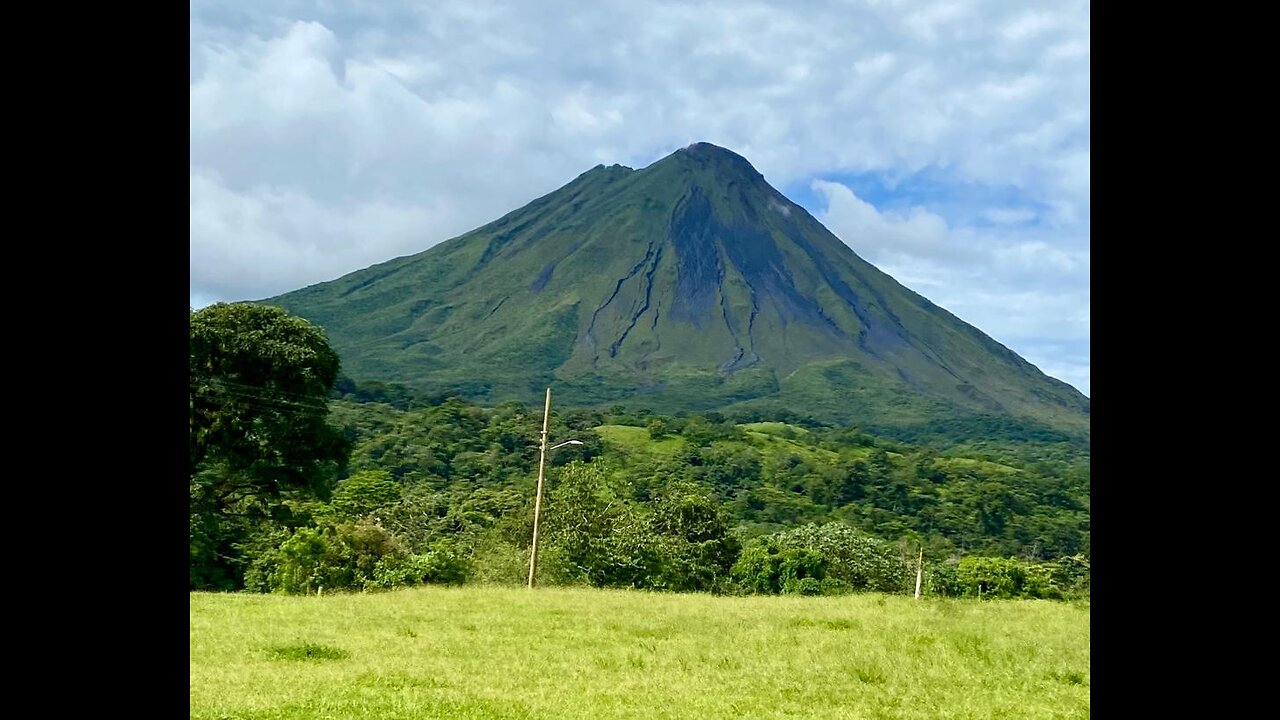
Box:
[190,302,351,589]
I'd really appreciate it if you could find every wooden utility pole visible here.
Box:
[527,388,552,588]
[914,546,924,600]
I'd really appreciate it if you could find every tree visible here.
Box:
[648,483,740,591]
[329,470,402,519]
[190,302,351,589]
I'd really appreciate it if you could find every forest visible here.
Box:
[191,303,1090,600]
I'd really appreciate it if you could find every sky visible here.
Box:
[190,0,1090,396]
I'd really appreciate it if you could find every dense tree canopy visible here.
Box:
[191,362,1089,597]
[190,303,350,589]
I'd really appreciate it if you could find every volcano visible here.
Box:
[265,142,1089,436]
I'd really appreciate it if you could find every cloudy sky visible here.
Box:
[191,0,1090,396]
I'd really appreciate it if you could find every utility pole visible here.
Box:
[527,387,552,589]
[914,546,924,600]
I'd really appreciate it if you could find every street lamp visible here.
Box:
[527,387,583,589]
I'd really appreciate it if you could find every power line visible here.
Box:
[190,376,333,405]
[192,386,330,416]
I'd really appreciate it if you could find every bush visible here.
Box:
[240,525,293,593]
[731,543,829,595]
[935,555,1065,599]
[955,556,1024,598]
[767,523,911,594]
[924,561,960,597]
[544,464,738,592]
[371,541,470,588]
[1021,562,1062,600]
[469,538,530,586]
[647,418,670,440]
[1046,553,1090,598]
[785,576,824,596]
[818,577,853,596]
[267,520,406,593]
[647,487,741,592]
[269,526,342,594]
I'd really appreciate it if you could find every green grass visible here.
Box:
[593,424,686,459]
[739,421,811,436]
[739,430,850,466]
[191,586,1090,719]
[593,421,866,469]
[936,456,1022,476]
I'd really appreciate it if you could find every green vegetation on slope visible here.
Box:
[214,392,1089,597]
[322,394,1090,562]
[190,586,1091,720]
[265,143,1089,437]
[189,307,1088,599]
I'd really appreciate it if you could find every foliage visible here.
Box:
[730,523,909,596]
[195,386,1088,599]
[371,541,470,588]
[541,461,657,588]
[190,303,351,589]
[329,470,403,519]
[541,463,738,591]
[190,303,349,500]
[767,523,911,594]
[928,555,1086,600]
[730,544,829,595]
[1046,553,1091,597]
[646,484,742,591]
[266,520,405,594]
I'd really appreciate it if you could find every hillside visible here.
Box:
[330,396,1090,560]
[266,142,1089,439]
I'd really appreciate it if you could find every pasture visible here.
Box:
[190,586,1089,719]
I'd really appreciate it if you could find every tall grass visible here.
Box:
[191,586,1089,719]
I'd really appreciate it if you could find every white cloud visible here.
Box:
[189,0,1089,393]
[984,207,1038,225]
[190,167,446,303]
[812,180,1088,395]
[1001,11,1062,42]
[811,179,970,265]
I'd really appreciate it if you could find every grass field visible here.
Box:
[190,586,1089,719]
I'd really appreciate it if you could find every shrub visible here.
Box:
[1046,553,1090,598]
[785,576,824,596]
[469,538,530,586]
[544,465,737,592]
[924,561,960,597]
[1021,562,1062,600]
[955,556,1025,598]
[819,577,853,596]
[768,523,911,594]
[940,556,1064,599]
[647,418,670,440]
[269,526,342,594]
[371,541,469,588]
[731,543,829,595]
[267,520,406,593]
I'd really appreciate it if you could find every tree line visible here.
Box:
[191,303,1090,599]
